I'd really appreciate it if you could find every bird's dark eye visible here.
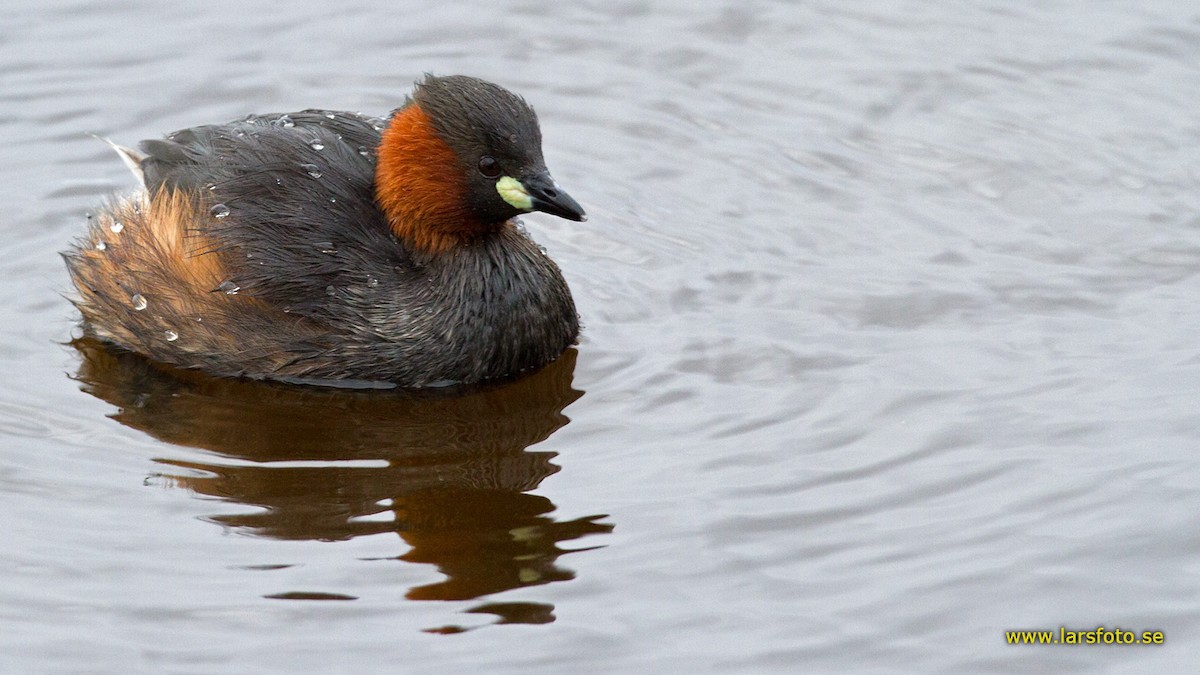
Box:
[478,156,501,178]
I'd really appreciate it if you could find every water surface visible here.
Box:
[2,1,1199,672]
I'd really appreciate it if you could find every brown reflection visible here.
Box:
[73,338,612,629]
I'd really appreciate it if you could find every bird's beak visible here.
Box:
[522,171,587,222]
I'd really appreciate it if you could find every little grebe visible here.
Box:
[65,75,586,387]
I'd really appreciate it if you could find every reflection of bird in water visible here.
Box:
[72,340,612,629]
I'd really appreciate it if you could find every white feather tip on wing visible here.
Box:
[91,134,146,188]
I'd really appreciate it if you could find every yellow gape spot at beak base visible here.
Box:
[496,176,533,210]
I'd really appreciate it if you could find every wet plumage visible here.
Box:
[64,75,586,387]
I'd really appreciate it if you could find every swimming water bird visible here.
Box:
[65,75,586,387]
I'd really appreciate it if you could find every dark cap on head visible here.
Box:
[413,75,586,224]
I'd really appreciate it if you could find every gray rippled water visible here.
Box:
[1,1,1198,672]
